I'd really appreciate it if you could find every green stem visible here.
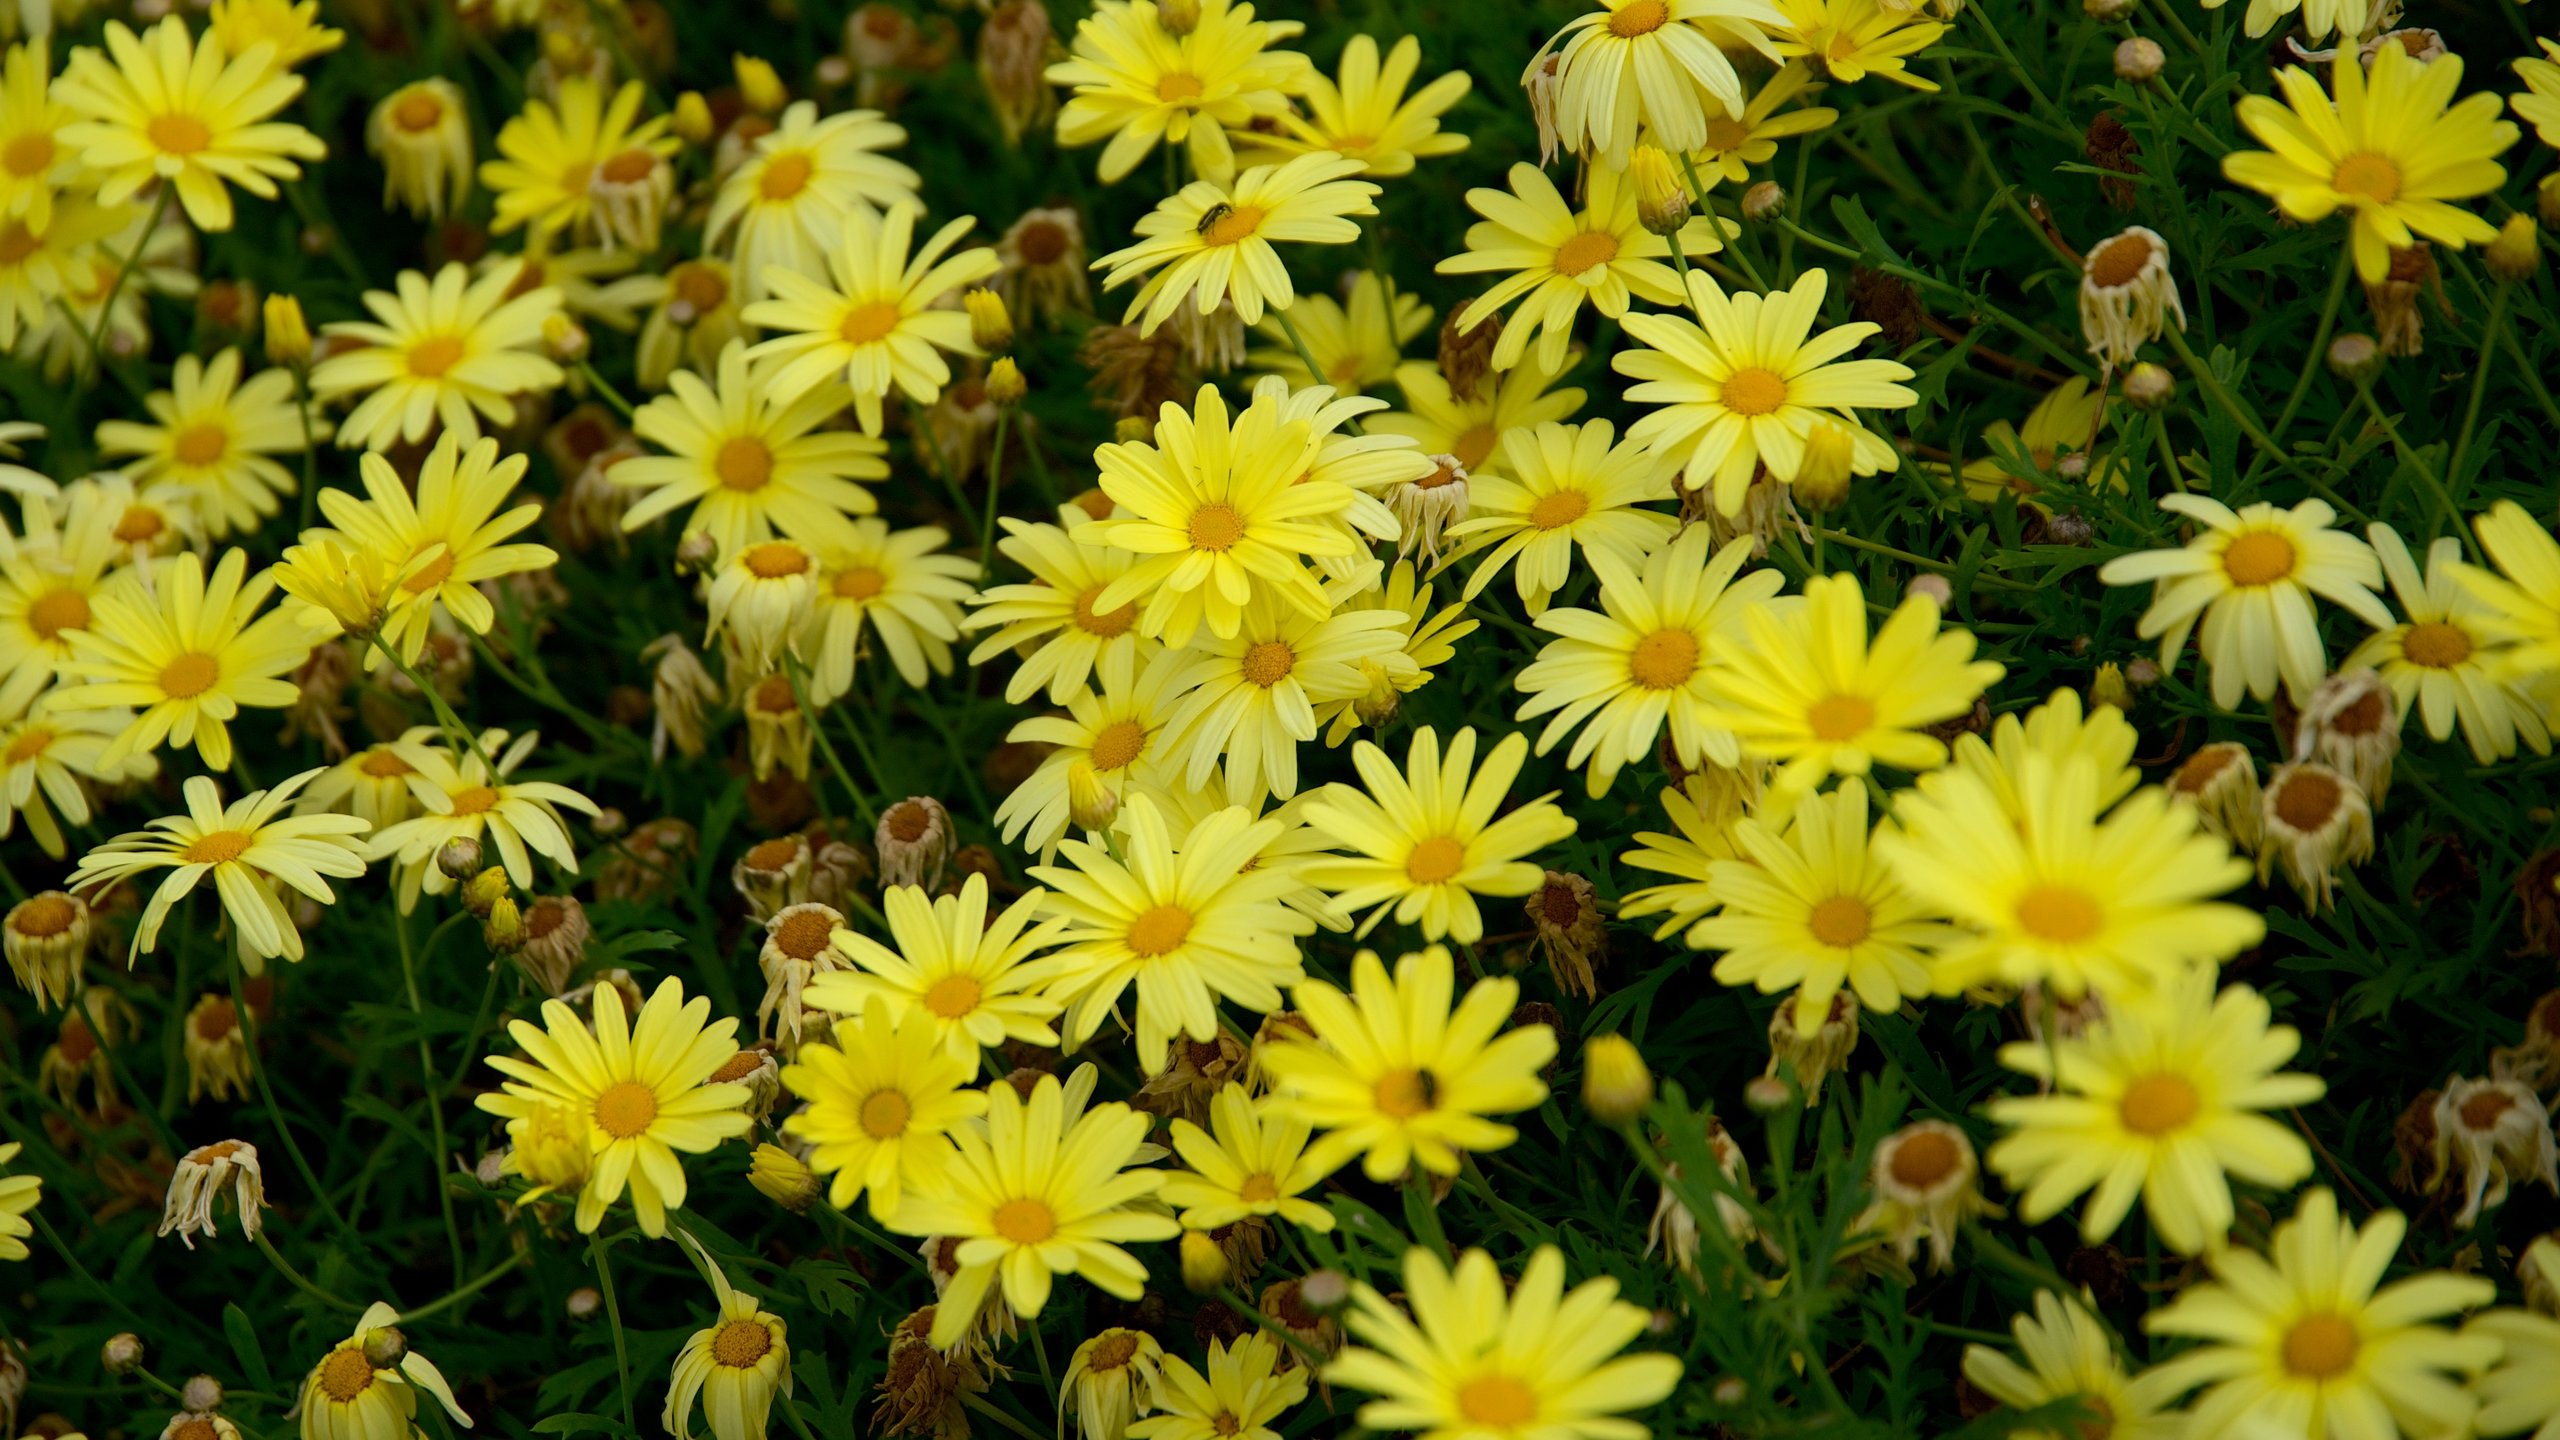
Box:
[293,363,321,535]
[369,635,495,774]
[2266,245,2355,448]
[81,185,172,389]
[786,657,879,828]
[2354,382,2471,555]
[2447,283,2509,492]
[396,908,467,1283]
[253,1228,366,1312]
[1813,528,2033,592]
[578,362,636,420]
[588,1228,637,1435]
[959,1394,1050,1440]
[978,408,1013,583]
[394,1252,531,1325]
[1678,153,1766,290]
[2158,326,2365,519]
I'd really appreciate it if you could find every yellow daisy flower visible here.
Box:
[0,40,79,233]
[1310,560,1478,746]
[707,100,918,305]
[1161,1085,1336,1232]
[1261,945,1554,1181]
[0,694,151,859]
[292,728,431,831]
[2470,1308,2560,1440]
[1616,266,1916,514]
[618,340,887,560]
[802,520,978,699]
[0,193,131,354]
[2347,523,2549,763]
[65,768,367,964]
[965,514,1151,706]
[207,0,342,71]
[2097,494,2392,710]
[366,79,471,220]
[1045,0,1309,185]
[1301,726,1575,946]
[1245,271,1431,395]
[367,727,600,910]
[1238,34,1471,178]
[1961,1293,2186,1440]
[2515,42,2560,151]
[1692,62,1837,187]
[636,258,744,391]
[52,547,310,772]
[309,259,566,451]
[2455,500,2560,709]
[1130,1334,1308,1440]
[1704,574,2003,794]
[741,202,999,434]
[780,999,988,1221]
[1439,161,1729,375]
[93,350,305,541]
[1094,154,1380,333]
[1771,0,1948,91]
[1529,0,1785,167]
[1153,586,1410,806]
[1328,1245,1680,1439]
[2222,46,2515,284]
[0,1141,38,1262]
[1952,377,2126,510]
[1446,418,1677,617]
[1987,965,2322,1255]
[1513,524,1784,797]
[1616,771,1758,940]
[295,1302,473,1440]
[663,1258,792,1440]
[312,432,556,663]
[991,644,1184,856]
[1370,346,1587,481]
[2142,1189,2496,1440]
[52,17,326,232]
[805,872,1068,1070]
[0,483,131,714]
[884,1070,1181,1350]
[480,76,673,241]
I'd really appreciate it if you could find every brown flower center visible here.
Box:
[3,132,55,177]
[599,148,658,184]
[1156,72,1205,102]
[1188,501,1245,552]
[1374,1067,1435,1118]
[1528,489,1589,530]
[772,907,835,961]
[1889,1129,1960,1188]
[716,437,774,492]
[2086,232,2157,289]
[11,894,77,937]
[392,92,445,132]
[448,785,499,816]
[1073,584,1137,637]
[1805,693,1873,742]
[860,1087,912,1139]
[1200,204,1265,247]
[2402,621,2471,668]
[743,542,811,579]
[2281,1313,2359,1379]
[834,566,887,600]
[27,588,89,640]
[1241,640,1296,688]
[2272,769,2342,832]
[1457,1375,1539,1426]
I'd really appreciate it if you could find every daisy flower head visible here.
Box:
[1616,768,1767,939]
[1692,62,1838,187]
[965,517,1151,706]
[1094,153,1381,335]
[1529,0,1787,167]
[52,17,326,232]
[2347,523,2549,762]
[1370,346,1588,482]
[2142,1189,2497,1440]
[1328,1245,1680,1440]
[2222,46,2515,284]
[804,871,1069,1069]
[1311,559,1478,745]
[66,769,366,965]
[0,697,152,859]
[1150,582,1410,806]
[296,1302,473,1440]
[663,1259,791,1440]
[1514,522,1785,796]
[1445,417,1677,616]
[1044,0,1309,186]
[617,340,887,560]
[315,432,555,663]
[780,999,989,1220]
[883,1069,1180,1350]
[1439,161,1730,375]
[1160,1085,1335,1232]
[1261,945,1555,1181]
[367,727,600,910]
[707,101,919,305]
[801,520,978,699]
[1131,1334,1308,1440]
[293,730,431,831]
[52,547,312,773]
[1771,0,1949,91]
[1706,572,2003,794]
[2516,41,2560,151]
[740,201,1000,433]
[1954,377,2125,511]
[1875,752,2265,1000]
[1301,726,1577,946]
[1245,271,1431,395]
[1617,265,1916,515]
[479,77,673,241]
[2,40,79,232]
[1027,794,1314,1072]
[990,643,1183,854]
[475,976,753,1237]
[366,79,471,220]
[309,259,566,451]
[2097,494,2392,709]
[1237,34,1471,178]
[2454,500,2560,695]
[1987,965,2323,1254]
[93,352,307,541]
[207,0,343,73]
[0,483,130,714]
[1961,1292,2186,1440]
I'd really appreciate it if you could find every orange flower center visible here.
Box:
[759,151,815,201]
[772,907,835,960]
[2459,1088,2516,1130]
[1452,423,1498,470]
[0,222,38,264]
[115,506,167,543]
[1073,584,1137,637]
[148,113,213,155]
[1704,117,1750,151]
[593,1079,659,1138]
[2220,531,2295,587]
[392,92,445,132]
[1241,640,1295,688]
[1805,693,1873,742]
[318,1348,376,1403]
[1720,366,1788,416]
[2117,1074,2200,1136]
[2402,621,2471,668]
[1553,230,1620,277]
[1456,1376,1539,1427]
[711,1319,772,1369]
[1156,72,1205,102]
[2,727,47,764]
[448,785,499,815]
[716,436,774,492]
[2,132,55,177]
[2271,769,2342,833]
[2015,884,2101,944]
[195,996,239,1041]
[673,264,729,313]
[2329,152,2400,204]
[1527,489,1589,531]
[992,1197,1056,1244]
[2086,231,2157,289]
[1238,1173,1280,1203]
[1373,1068,1435,1118]
[839,300,903,344]
[360,747,415,778]
[408,333,467,378]
[598,147,658,184]
[403,546,455,594]
[743,542,811,578]
[859,1087,912,1138]
[1200,204,1265,247]
[1405,835,1466,885]
[923,973,983,1019]
[833,566,887,599]
[1189,502,1245,551]
[1807,895,1871,948]
[1607,0,1669,35]
[1889,1129,1960,1188]
[172,423,229,467]
[1090,718,1147,772]
[2281,1314,2359,1380]
[27,588,90,640]
[183,830,253,864]
[1127,903,1193,957]
[160,651,221,699]
[10,895,76,937]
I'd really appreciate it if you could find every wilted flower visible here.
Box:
[1856,1120,1999,1273]
[160,1141,268,1248]
[2429,1077,2560,1228]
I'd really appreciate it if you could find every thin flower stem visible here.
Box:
[2447,282,2509,492]
[959,1393,1051,1440]
[231,963,360,1238]
[131,1368,194,1405]
[1269,306,1359,432]
[587,1228,638,1435]
[1812,528,2034,592]
[2158,326,2367,520]
[253,1228,367,1312]
[2139,0,2206,53]
[396,907,468,1283]
[394,1251,530,1325]
[1677,153,1765,291]
[30,1209,158,1331]
[81,185,173,389]
[579,363,637,420]
[979,408,1013,582]
[2265,246,2355,449]
[293,364,322,535]
[2354,381,2474,557]
[369,635,496,774]
[786,656,880,829]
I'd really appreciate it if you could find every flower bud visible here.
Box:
[2114,36,2163,81]
[567,1286,603,1319]
[2121,361,2175,411]
[482,893,527,953]
[2326,333,2381,384]
[965,289,1014,351]
[436,835,483,880]
[2487,213,2542,284]
[672,91,715,144]
[543,312,590,364]
[101,1333,145,1376]
[2083,0,2133,18]
[362,1327,407,1369]
[675,530,720,575]
[1295,1268,1351,1316]
[986,356,1026,405]
[1792,420,1855,511]
[1179,1231,1229,1294]
[1744,1074,1795,1113]
[1629,145,1689,237]
[1580,1034,1654,1124]
[1742,180,1786,223]
[264,294,312,366]
[182,1376,225,1412]
[1156,0,1200,34]
[1906,573,1953,609]
[461,866,511,919]
[749,1143,819,1212]
[1112,415,1153,445]
[2089,661,2133,710]
[735,55,788,113]
[1712,1376,1750,1407]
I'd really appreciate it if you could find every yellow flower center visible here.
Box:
[407,333,467,379]
[2402,620,2471,668]
[2015,884,2101,944]
[674,264,730,313]
[172,423,229,468]
[1807,895,1871,948]
[1156,72,1206,102]
[183,830,253,864]
[839,300,903,344]
[2117,1074,2200,1136]
[27,588,90,640]
[1210,1418,1243,1439]
[1241,639,1296,688]
[1405,835,1466,885]
[3,132,55,178]
[1553,230,1620,277]
[3,728,52,765]
[449,785,499,815]
[1200,204,1266,247]
[594,1079,660,1138]
[1374,1067,1435,1118]
[1238,1173,1280,1203]
[599,148,658,184]
[1704,117,1750,151]
[0,222,38,264]
[115,506,167,543]
[1121,901,1196,958]
[11,893,75,937]
[759,151,814,201]
[1073,584,1137,637]
[2329,152,2400,204]
[160,651,221,699]
[2220,530,2296,587]
[1607,0,1669,36]
[834,566,887,600]
[1628,628,1698,689]
[360,748,416,778]
[923,973,983,1019]
[1090,718,1147,772]
[859,1088,912,1139]
[1456,1375,1539,1427]
[2281,1313,2359,1380]
[317,1347,376,1403]
[1528,489,1589,531]
[391,92,445,133]
[1188,501,1246,551]
[1805,693,1873,742]
[716,437,774,492]
[148,112,213,155]
[1889,1129,1960,1188]
[992,1197,1056,1244]
[2086,231,2157,289]
[711,1318,773,1368]
[743,542,811,579]
[1720,366,1789,416]
[1452,423,1498,470]
[403,546,455,594]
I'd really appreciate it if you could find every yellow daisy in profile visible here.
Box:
[1530,0,1784,166]
[1161,1085,1335,1232]
[309,259,566,451]
[1094,154,1380,333]
[780,1000,988,1221]
[965,515,1150,706]
[1245,271,1431,395]
[1987,966,2322,1255]
[991,644,1184,855]
[1045,0,1308,185]
[1446,418,1676,616]
[480,77,673,241]
[1770,0,1947,91]
[1028,795,1314,1072]
[618,340,887,559]
[1302,726,1576,946]
[1705,574,2003,794]
[884,1071,1180,1350]
[2456,501,2560,705]
[52,17,326,232]
[2223,46,2514,283]
[52,548,311,772]
[1689,783,1949,1031]
[1691,62,1837,186]
[1131,1334,1308,1440]
[741,202,999,434]
[1440,162,1729,375]
[2347,523,2548,763]
[1329,1245,1680,1440]
[1875,753,2265,999]
[663,1260,791,1440]
[92,349,305,540]
[1239,34,1471,178]
[707,101,918,304]
[1370,347,1587,481]
[805,872,1068,1070]
[66,769,366,964]
[312,432,555,662]
[368,727,600,910]
[476,977,753,1237]
[2471,1308,2560,1440]
[2143,1189,2496,1440]
[1261,945,1554,1181]
[1514,524,1784,797]
[1617,266,1916,514]
[295,1302,473,1440]
[1961,1293,2186,1440]
[1954,377,2125,510]
[2096,494,2391,709]
[1153,587,1410,805]
[0,40,79,233]
[802,520,978,699]
[0,1142,38,1262]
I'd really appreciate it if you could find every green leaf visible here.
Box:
[224,1303,275,1392]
